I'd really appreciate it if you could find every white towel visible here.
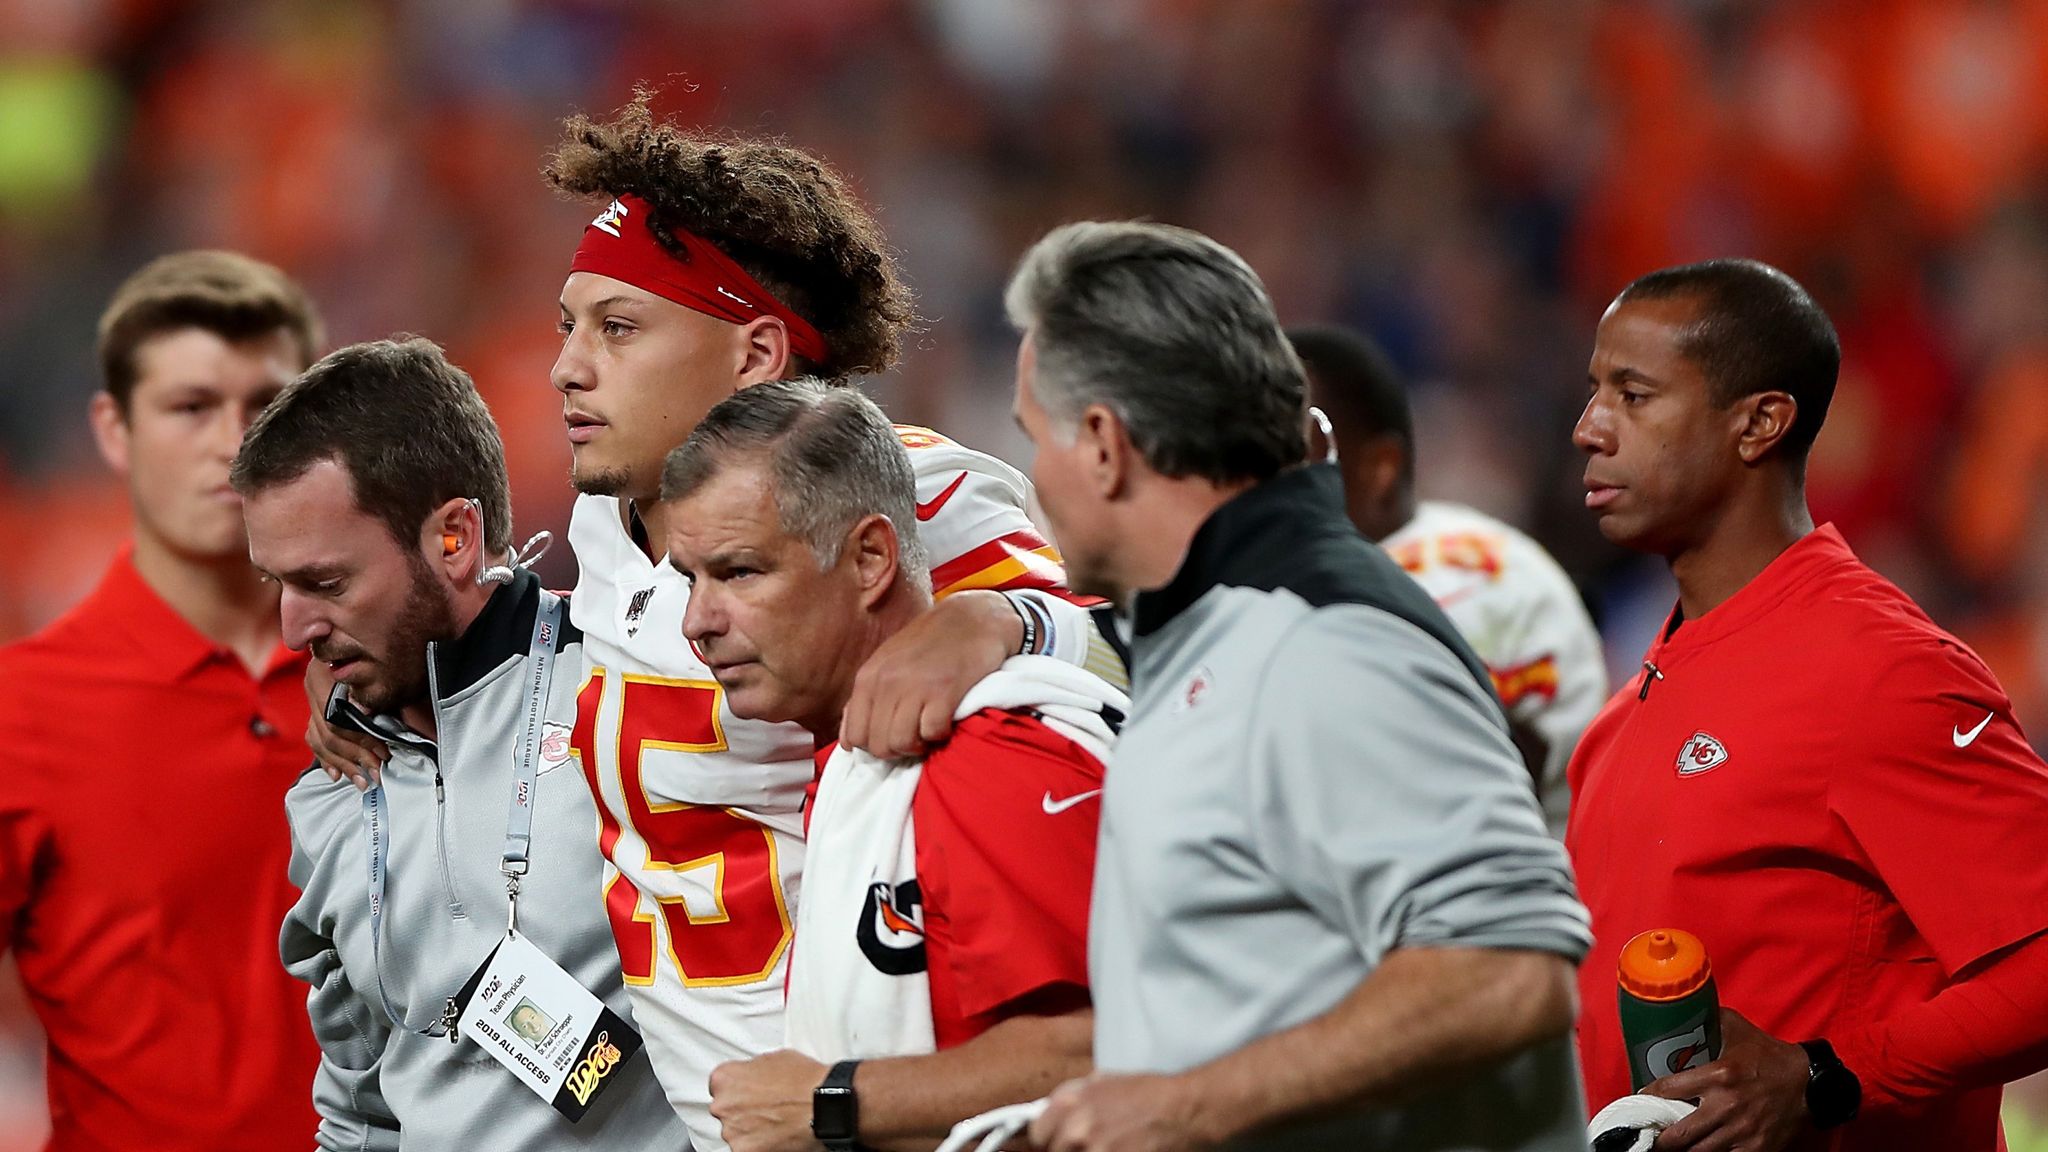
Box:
[784,656,1127,1062]
[1588,1095,1697,1152]
[936,1098,1049,1152]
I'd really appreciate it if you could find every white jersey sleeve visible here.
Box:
[896,425,1116,681]
[1381,502,1606,838]
[898,424,1063,594]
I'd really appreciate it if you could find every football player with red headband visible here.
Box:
[310,93,1120,1149]
[545,99,1125,1150]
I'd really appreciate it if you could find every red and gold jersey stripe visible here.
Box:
[928,528,1102,605]
[893,423,955,452]
[1491,654,1561,708]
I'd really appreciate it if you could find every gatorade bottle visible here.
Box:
[1617,928,1723,1091]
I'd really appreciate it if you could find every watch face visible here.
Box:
[1804,1045,1860,1129]
[814,1085,857,1142]
[1816,1069,1855,1117]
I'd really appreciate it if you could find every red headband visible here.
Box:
[569,194,829,365]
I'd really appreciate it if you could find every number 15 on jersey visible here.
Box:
[570,670,795,988]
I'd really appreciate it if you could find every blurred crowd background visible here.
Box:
[3,0,2048,1145]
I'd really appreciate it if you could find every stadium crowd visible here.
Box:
[4,0,2048,1149]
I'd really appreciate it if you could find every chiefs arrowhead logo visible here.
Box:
[1676,731,1728,776]
[538,722,574,771]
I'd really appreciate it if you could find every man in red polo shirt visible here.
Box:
[0,252,323,1150]
[1567,258,2048,1152]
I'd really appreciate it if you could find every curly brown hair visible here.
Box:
[545,92,914,378]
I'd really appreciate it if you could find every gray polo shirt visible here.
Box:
[1090,465,1593,1151]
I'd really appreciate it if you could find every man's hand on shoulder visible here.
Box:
[303,659,387,789]
[1645,1009,1811,1152]
[1028,1072,1222,1152]
[840,590,1021,759]
[709,1048,828,1152]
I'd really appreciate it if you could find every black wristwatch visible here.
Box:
[1798,1039,1860,1129]
[812,1059,862,1151]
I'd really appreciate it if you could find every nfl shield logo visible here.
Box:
[1676,732,1728,776]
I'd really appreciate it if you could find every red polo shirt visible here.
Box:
[1567,525,2048,1151]
[0,548,318,1151]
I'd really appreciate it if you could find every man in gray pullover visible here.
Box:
[233,338,684,1150]
[1006,223,1594,1152]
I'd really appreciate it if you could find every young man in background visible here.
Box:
[0,251,323,1150]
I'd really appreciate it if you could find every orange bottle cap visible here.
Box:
[1617,929,1712,1002]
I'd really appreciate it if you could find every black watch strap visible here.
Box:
[1798,1039,1861,1130]
[812,1059,862,1151]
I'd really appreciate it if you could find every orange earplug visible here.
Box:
[443,534,462,555]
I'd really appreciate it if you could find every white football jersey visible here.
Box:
[1382,501,1606,837]
[569,425,1093,1148]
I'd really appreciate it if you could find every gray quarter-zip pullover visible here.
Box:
[280,571,686,1150]
[1090,465,1594,1151]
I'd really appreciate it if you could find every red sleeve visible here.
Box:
[1831,929,2048,1109]
[1829,641,2048,976]
[914,710,1100,1042]
[0,666,51,956]
[0,789,42,957]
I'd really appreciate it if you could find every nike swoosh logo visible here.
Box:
[1954,711,1994,748]
[916,472,969,521]
[1041,789,1101,815]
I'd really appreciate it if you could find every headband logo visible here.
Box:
[591,199,628,238]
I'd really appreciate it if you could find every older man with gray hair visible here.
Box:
[1005,222,1594,1152]
[669,380,1128,1152]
